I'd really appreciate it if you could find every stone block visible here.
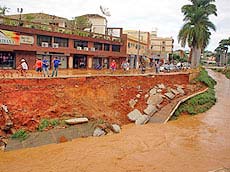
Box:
[144,105,157,116]
[127,109,142,122]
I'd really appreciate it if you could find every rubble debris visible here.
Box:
[93,127,106,137]
[65,118,89,125]
[111,124,121,133]
[127,109,143,122]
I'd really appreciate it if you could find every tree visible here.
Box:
[178,0,217,68]
[70,16,91,31]
[219,38,230,65]
[0,6,9,16]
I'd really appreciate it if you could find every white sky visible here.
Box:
[1,0,230,51]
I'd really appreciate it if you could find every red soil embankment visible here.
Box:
[0,74,190,131]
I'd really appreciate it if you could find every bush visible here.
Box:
[171,68,216,120]
[195,69,217,88]
[11,129,28,141]
[37,118,60,131]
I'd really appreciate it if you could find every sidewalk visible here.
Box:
[6,121,98,151]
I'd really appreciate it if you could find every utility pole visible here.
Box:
[17,8,23,26]
[136,30,140,69]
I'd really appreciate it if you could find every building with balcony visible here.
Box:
[150,30,174,62]
[0,15,127,70]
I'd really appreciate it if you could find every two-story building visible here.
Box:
[0,15,127,70]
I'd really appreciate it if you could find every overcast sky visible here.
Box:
[1,0,230,51]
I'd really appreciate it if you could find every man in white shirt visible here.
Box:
[19,59,28,76]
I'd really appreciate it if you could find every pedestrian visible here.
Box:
[110,60,117,74]
[17,59,28,77]
[51,57,61,77]
[155,61,160,73]
[122,60,129,72]
[42,56,49,77]
[34,58,42,76]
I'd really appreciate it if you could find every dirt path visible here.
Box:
[0,69,229,172]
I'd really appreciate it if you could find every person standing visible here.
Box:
[42,56,49,77]
[110,60,117,74]
[51,57,61,77]
[34,58,42,76]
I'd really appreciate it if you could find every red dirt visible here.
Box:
[0,74,196,132]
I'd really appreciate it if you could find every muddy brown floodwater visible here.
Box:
[0,69,229,172]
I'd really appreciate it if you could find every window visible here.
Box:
[74,40,88,49]
[128,42,131,48]
[0,52,15,69]
[104,44,110,51]
[54,37,68,47]
[94,42,103,51]
[112,45,120,52]
[37,35,52,46]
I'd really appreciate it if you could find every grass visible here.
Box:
[171,68,216,120]
[37,118,60,131]
[11,129,28,141]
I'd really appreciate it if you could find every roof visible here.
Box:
[79,14,106,19]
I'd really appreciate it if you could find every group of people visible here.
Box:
[18,56,61,77]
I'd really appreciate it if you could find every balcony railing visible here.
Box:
[0,16,122,43]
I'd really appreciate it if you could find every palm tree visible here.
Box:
[0,6,9,16]
[178,0,217,68]
[219,38,230,65]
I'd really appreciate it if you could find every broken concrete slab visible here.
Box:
[111,124,121,133]
[177,87,185,95]
[144,105,158,116]
[135,115,150,125]
[93,127,106,137]
[164,92,175,99]
[127,109,143,122]
[65,118,89,125]
[129,99,137,109]
[149,88,157,95]
[147,94,163,105]
[136,94,141,99]
[158,83,166,89]
[171,88,180,95]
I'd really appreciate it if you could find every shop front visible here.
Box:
[73,54,87,69]
[92,57,109,69]
[0,51,15,69]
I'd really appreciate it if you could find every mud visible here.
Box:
[0,74,191,132]
[0,70,229,172]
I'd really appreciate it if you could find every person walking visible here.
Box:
[42,56,49,77]
[18,59,28,77]
[51,57,61,77]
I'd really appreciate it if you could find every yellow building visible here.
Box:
[150,30,174,62]
[123,30,150,68]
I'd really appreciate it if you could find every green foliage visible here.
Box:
[38,119,50,131]
[50,119,60,126]
[11,129,28,141]
[195,69,217,88]
[173,88,216,118]
[38,118,60,131]
[171,68,217,120]
[71,16,91,30]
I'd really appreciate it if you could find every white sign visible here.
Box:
[20,35,34,44]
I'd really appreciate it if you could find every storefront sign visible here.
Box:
[20,35,34,44]
[0,29,20,45]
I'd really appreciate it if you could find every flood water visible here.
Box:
[0,69,229,172]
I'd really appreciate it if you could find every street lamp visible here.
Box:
[17,8,23,26]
